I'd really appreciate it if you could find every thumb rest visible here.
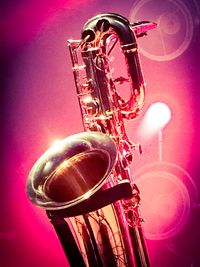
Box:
[27,13,156,266]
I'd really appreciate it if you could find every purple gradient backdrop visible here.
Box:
[1,1,200,266]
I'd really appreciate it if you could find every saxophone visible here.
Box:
[27,13,156,267]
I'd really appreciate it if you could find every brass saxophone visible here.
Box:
[27,13,156,267]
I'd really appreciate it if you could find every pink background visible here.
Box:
[1,0,200,266]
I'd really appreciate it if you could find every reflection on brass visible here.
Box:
[44,151,109,202]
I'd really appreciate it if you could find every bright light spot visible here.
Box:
[49,138,64,154]
[137,102,172,140]
[84,191,92,200]
[51,139,62,147]
[82,95,93,103]
[146,102,171,129]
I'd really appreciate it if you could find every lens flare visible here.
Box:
[146,102,171,129]
[137,102,172,140]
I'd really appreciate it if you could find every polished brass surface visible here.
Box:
[27,131,117,210]
[44,150,109,202]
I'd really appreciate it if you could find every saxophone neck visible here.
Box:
[81,13,146,120]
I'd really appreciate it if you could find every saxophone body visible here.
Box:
[27,13,156,267]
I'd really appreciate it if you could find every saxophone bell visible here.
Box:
[27,132,116,210]
[27,131,133,216]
